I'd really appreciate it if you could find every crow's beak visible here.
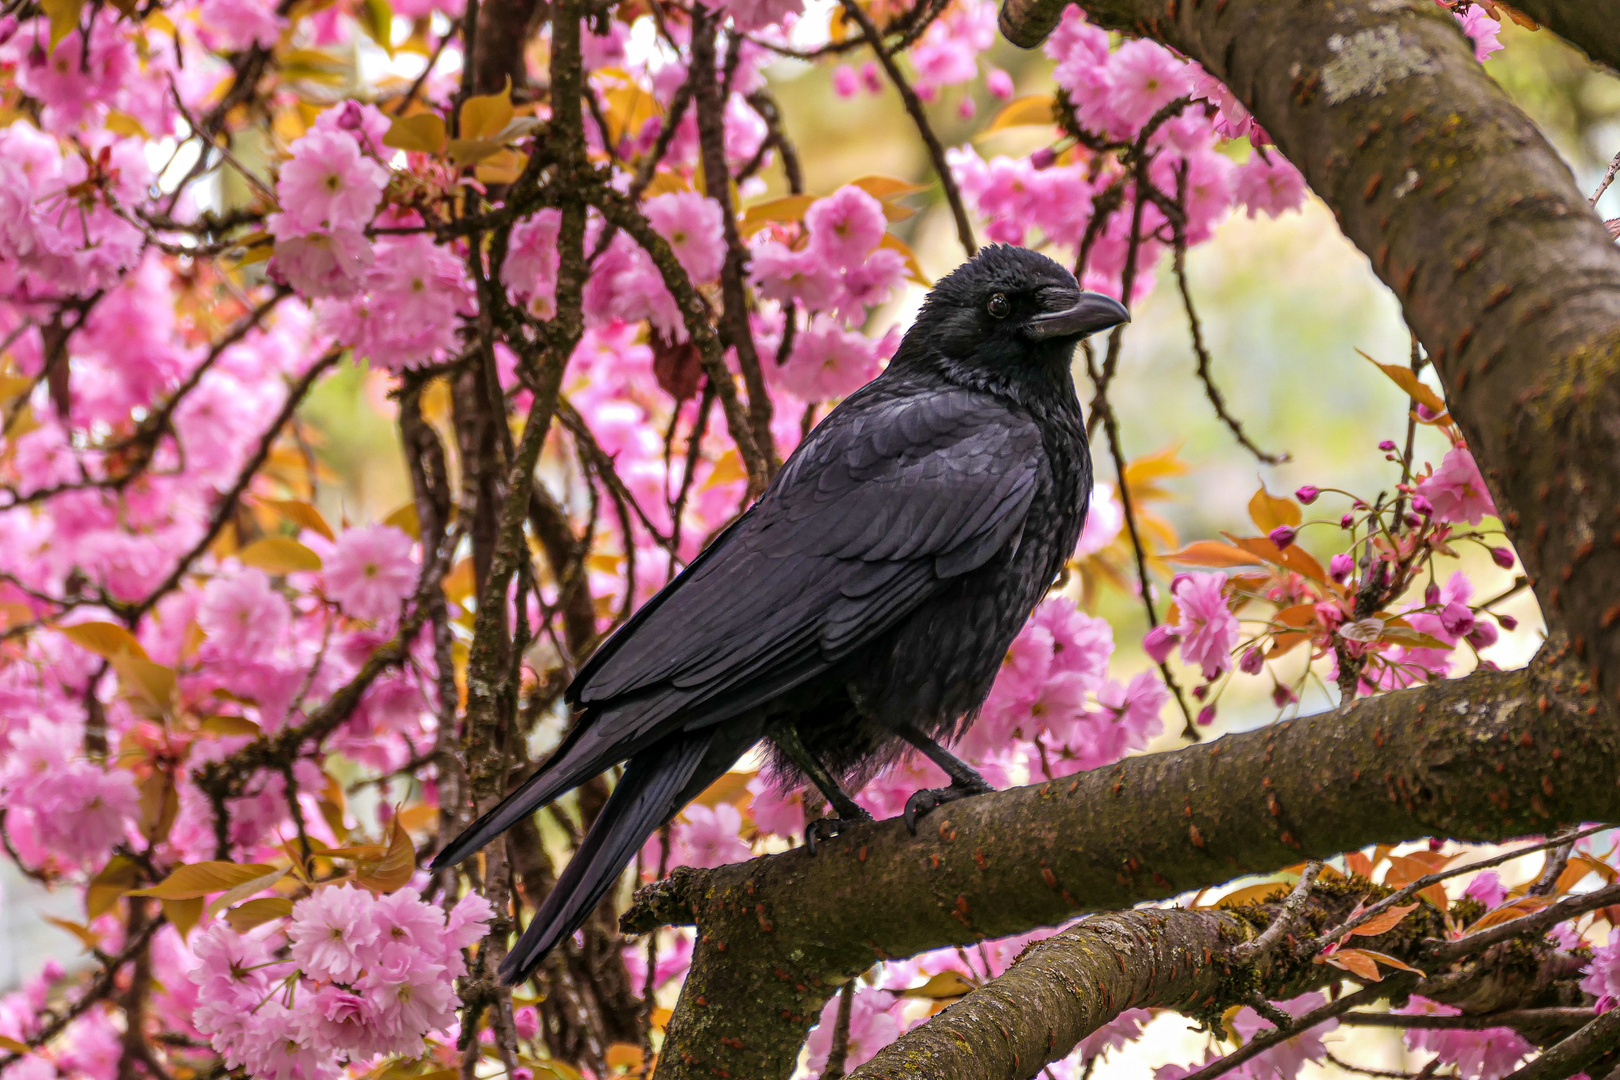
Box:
[1023,292,1131,342]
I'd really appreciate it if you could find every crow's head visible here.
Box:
[891,244,1129,398]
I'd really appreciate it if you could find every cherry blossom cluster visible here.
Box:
[1142,422,1514,725]
[191,886,493,1080]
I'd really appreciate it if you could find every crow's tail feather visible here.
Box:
[496,730,718,986]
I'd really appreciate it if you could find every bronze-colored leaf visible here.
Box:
[226,897,295,932]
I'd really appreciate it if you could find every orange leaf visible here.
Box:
[356,817,416,893]
[1248,485,1302,534]
[1466,895,1551,932]
[1164,541,1264,569]
[1350,903,1419,938]
[1358,350,1448,415]
[1322,947,1385,981]
[1216,881,1291,908]
[693,770,756,809]
[1346,852,1375,879]
[1222,534,1329,585]
[1356,949,1422,974]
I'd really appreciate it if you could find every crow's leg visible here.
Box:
[897,724,996,834]
[769,723,872,854]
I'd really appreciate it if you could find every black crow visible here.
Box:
[431,244,1127,985]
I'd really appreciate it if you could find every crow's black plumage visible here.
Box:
[430,244,1128,985]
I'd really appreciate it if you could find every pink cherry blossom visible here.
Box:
[672,802,753,868]
[197,0,286,51]
[1397,997,1532,1080]
[1107,40,1193,133]
[776,316,889,400]
[323,524,418,622]
[805,987,903,1073]
[1418,446,1496,525]
[266,226,375,299]
[1076,481,1124,556]
[1171,572,1239,680]
[645,192,727,284]
[805,187,889,269]
[287,882,382,983]
[505,209,562,318]
[198,568,290,657]
[747,773,806,839]
[1233,154,1308,219]
[1454,4,1504,63]
[274,129,389,235]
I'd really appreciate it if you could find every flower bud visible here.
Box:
[1240,647,1264,674]
[1329,552,1354,583]
[1269,524,1297,550]
[1466,620,1499,650]
[1197,704,1216,726]
[1295,485,1320,504]
[1439,601,1475,638]
[1490,546,1515,570]
[1379,439,1397,452]
[1272,682,1297,708]
[1143,625,1179,665]
[1424,583,1441,606]
[1030,147,1057,170]
[1411,494,1433,516]
[1497,613,1518,631]
[1340,513,1355,529]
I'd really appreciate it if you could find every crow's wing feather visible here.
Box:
[432,385,1044,872]
[574,385,1043,713]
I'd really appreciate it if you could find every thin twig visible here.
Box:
[1171,162,1286,465]
[1175,979,1405,1080]
[836,0,976,258]
[1591,149,1620,207]
[1428,877,1620,963]
[1318,824,1610,948]
[1340,1009,1596,1031]
[820,981,857,1080]
[1232,860,1322,963]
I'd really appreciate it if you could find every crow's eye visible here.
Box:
[987,293,1010,319]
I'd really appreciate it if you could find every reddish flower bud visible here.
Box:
[1268,525,1297,550]
[1490,546,1515,570]
[1378,439,1397,452]
[1197,704,1216,726]
[1497,613,1518,631]
[1143,624,1179,665]
[1295,485,1320,504]
[1030,147,1057,170]
[1239,647,1264,675]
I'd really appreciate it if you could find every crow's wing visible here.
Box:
[572,383,1044,723]
[430,384,1047,870]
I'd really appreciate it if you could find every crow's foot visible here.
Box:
[904,778,994,835]
[804,810,872,855]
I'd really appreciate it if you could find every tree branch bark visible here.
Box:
[635,642,1615,1080]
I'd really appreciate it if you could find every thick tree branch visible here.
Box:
[636,643,1614,1080]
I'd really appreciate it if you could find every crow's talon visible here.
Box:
[804,811,872,854]
[903,780,993,834]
